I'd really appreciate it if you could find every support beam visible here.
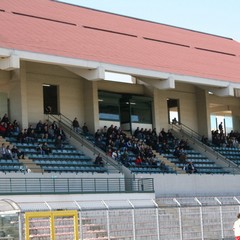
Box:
[210,85,234,97]
[0,55,20,70]
[139,76,175,89]
[65,66,105,81]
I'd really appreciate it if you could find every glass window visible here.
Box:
[131,101,152,124]
[98,92,120,121]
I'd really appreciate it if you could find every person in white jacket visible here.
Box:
[233,213,240,240]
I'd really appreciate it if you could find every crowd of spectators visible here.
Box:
[211,129,240,149]
[0,114,68,158]
[92,124,199,173]
[93,125,179,171]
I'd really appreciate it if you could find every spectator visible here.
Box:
[11,145,25,159]
[82,122,89,135]
[135,155,142,166]
[36,143,44,155]
[0,143,7,159]
[72,117,81,133]
[185,162,197,174]
[42,142,52,155]
[35,120,43,134]
[94,153,104,166]
[219,122,223,132]
[55,135,64,149]
[233,213,240,240]
[5,145,13,159]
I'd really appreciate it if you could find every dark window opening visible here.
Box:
[43,84,59,115]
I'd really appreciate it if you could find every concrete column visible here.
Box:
[231,106,240,131]
[83,80,99,133]
[9,61,29,129]
[196,88,211,139]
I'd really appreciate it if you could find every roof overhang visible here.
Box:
[0,47,239,96]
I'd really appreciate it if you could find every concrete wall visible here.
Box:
[136,173,240,197]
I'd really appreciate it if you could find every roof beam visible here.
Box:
[64,66,105,81]
[139,76,175,89]
[0,55,20,70]
[210,85,234,97]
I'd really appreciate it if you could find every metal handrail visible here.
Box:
[47,113,123,173]
[0,177,154,194]
[170,123,240,174]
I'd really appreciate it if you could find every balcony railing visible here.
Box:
[0,177,154,195]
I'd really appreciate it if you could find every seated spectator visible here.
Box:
[185,162,197,174]
[51,121,58,133]
[11,145,25,159]
[172,117,177,124]
[201,135,210,146]
[5,145,13,160]
[47,125,55,139]
[0,122,7,136]
[111,150,118,160]
[135,155,142,166]
[55,135,64,149]
[0,143,7,159]
[82,122,89,135]
[159,161,167,171]
[42,142,52,155]
[1,113,9,124]
[35,120,43,134]
[101,126,108,137]
[45,105,52,114]
[94,153,104,166]
[26,129,36,144]
[56,127,66,141]
[12,120,20,135]
[36,143,44,155]
[72,117,81,133]
[41,125,49,139]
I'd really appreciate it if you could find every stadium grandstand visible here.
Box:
[1,0,240,239]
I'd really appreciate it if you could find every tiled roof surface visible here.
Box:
[1,0,240,82]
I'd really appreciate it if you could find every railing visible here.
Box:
[170,123,240,174]
[47,113,123,173]
[0,177,154,195]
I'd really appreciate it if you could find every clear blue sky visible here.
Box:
[60,0,240,41]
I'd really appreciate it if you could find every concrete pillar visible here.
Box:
[196,88,211,139]
[9,61,29,129]
[83,80,99,133]
[231,106,240,131]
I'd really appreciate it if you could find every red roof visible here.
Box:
[1,0,240,82]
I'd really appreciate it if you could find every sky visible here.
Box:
[59,0,240,42]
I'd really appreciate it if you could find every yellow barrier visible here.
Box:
[25,210,79,240]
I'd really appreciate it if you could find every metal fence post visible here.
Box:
[195,197,204,240]
[128,200,136,240]
[173,198,183,240]
[102,201,110,240]
[152,199,160,240]
[215,197,224,239]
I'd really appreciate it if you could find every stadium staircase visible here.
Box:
[122,131,184,174]
[0,136,42,173]
[170,122,240,174]
[47,113,122,175]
